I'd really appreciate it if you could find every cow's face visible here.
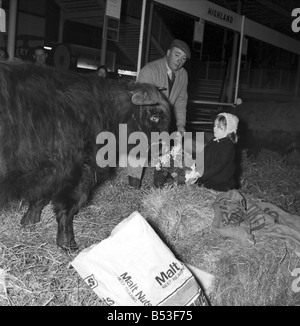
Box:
[130,83,171,138]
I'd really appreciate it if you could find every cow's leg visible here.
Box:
[54,205,78,250]
[52,165,96,250]
[21,199,48,226]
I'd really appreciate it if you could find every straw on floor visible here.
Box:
[0,149,299,306]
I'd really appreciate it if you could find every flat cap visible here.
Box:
[170,39,191,59]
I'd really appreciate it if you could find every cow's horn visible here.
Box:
[156,86,167,91]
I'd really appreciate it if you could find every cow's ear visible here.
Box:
[131,90,157,105]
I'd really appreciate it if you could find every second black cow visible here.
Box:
[0,62,170,250]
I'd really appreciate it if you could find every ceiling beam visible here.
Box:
[154,0,300,55]
[255,0,291,17]
[64,10,103,19]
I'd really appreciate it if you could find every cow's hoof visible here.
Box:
[59,244,79,253]
[57,238,79,252]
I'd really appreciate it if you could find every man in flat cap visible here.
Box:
[127,39,191,189]
[138,39,190,135]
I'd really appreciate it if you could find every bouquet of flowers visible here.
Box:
[154,142,201,186]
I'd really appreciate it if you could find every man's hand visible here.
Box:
[177,126,185,136]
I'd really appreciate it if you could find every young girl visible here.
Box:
[196,112,239,192]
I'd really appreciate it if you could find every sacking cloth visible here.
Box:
[212,189,300,249]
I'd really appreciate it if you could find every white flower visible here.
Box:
[155,161,162,170]
[160,153,171,166]
[170,144,182,158]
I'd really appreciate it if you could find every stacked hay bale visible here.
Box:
[141,184,300,306]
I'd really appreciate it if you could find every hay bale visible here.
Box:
[0,152,299,306]
[240,149,300,215]
[141,184,300,306]
[142,184,217,243]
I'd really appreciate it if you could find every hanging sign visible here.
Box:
[193,19,205,44]
[106,0,122,19]
[105,0,122,42]
[0,8,6,32]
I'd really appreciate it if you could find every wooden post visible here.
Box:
[221,29,227,63]
[100,1,108,66]
[0,0,5,48]
[226,0,241,103]
[226,34,238,102]
[58,9,64,43]
[234,15,245,104]
[144,0,153,65]
[7,0,18,61]
[137,0,147,77]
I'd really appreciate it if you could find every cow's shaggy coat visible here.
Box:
[0,62,170,249]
